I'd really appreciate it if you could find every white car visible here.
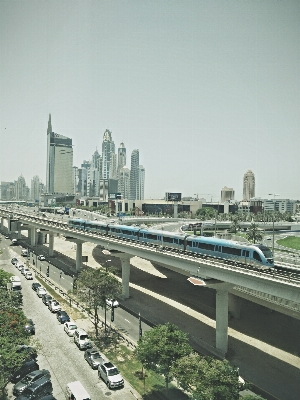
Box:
[16,264,24,271]
[38,255,46,261]
[64,321,78,336]
[36,287,47,297]
[106,299,119,308]
[22,268,30,276]
[98,362,124,389]
[25,271,33,280]
[48,300,61,313]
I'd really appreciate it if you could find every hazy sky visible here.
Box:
[1,1,299,201]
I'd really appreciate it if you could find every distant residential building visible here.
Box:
[129,149,139,200]
[138,165,145,200]
[31,175,43,202]
[0,181,15,200]
[46,114,73,194]
[263,198,296,214]
[118,166,130,200]
[221,186,234,202]
[102,129,115,180]
[117,143,126,177]
[243,170,255,201]
[15,175,28,201]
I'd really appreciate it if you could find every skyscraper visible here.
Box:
[243,170,255,201]
[129,149,139,200]
[118,166,130,199]
[101,129,115,180]
[221,186,235,202]
[138,165,145,200]
[46,114,73,194]
[117,143,126,177]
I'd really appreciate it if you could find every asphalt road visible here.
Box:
[0,243,140,400]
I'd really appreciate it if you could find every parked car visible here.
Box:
[56,310,70,324]
[48,300,61,313]
[37,287,47,298]
[38,255,46,261]
[32,282,41,291]
[25,271,33,280]
[14,375,52,400]
[84,348,104,369]
[10,359,39,384]
[16,346,37,361]
[21,249,28,257]
[11,258,18,265]
[39,396,57,400]
[63,321,77,336]
[13,369,51,396]
[74,329,92,350]
[17,264,25,271]
[22,268,30,276]
[98,362,124,389]
[24,319,35,335]
[106,298,119,308]
[42,294,52,306]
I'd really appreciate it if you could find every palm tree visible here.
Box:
[246,223,263,243]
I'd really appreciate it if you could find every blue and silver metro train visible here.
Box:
[68,218,274,269]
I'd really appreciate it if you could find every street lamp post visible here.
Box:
[268,194,280,256]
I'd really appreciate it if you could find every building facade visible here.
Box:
[243,170,255,201]
[221,186,235,202]
[46,115,73,194]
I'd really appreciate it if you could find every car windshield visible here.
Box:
[22,375,34,384]
[108,367,119,376]
[80,335,88,340]
[91,352,101,359]
[69,325,77,330]
[53,301,59,306]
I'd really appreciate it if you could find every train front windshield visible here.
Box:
[256,245,273,260]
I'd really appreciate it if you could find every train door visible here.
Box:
[242,249,250,264]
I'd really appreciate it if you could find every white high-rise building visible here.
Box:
[118,166,130,200]
[46,114,73,194]
[31,175,43,202]
[138,165,145,200]
[129,149,139,200]
[15,175,28,200]
[101,129,115,180]
[117,143,126,178]
[243,170,255,201]
[221,186,234,202]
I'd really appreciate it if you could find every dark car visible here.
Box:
[24,319,35,335]
[42,294,52,306]
[56,310,70,324]
[16,346,37,361]
[39,396,57,400]
[14,375,52,400]
[11,258,18,265]
[13,369,51,396]
[31,282,41,292]
[10,359,39,383]
[84,348,104,369]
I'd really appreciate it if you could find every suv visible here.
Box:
[13,369,51,396]
[74,329,92,350]
[98,362,124,389]
[15,375,52,400]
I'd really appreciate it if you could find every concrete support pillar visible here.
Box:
[48,233,54,257]
[30,227,36,246]
[76,242,83,272]
[1,217,4,228]
[17,223,22,239]
[173,202,178,218]
[216,289,229,354]
[228,293,242,320]
[120,257,131,299]
[7,216,11,233]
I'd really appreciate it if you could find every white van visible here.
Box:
[9,276,22,291]
[74,328,92,350]
[65,381,90,400]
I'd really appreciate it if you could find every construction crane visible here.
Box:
[194,194,213,202]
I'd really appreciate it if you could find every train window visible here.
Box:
[179,239,185,246]
[242,250,250,257]
[253,251,262,262]
[187,241,193,247]
[197,242,214,251]
[222,247,241,256]
[147,233,158,240]
[163,236,174,243]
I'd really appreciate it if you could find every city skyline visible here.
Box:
[1,1,299,200]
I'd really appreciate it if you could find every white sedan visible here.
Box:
[63,321,78,336]
[48,300,61,313]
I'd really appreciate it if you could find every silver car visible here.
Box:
[98,362,124,389]
[12,369,51,396]
[64,321,78,336]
